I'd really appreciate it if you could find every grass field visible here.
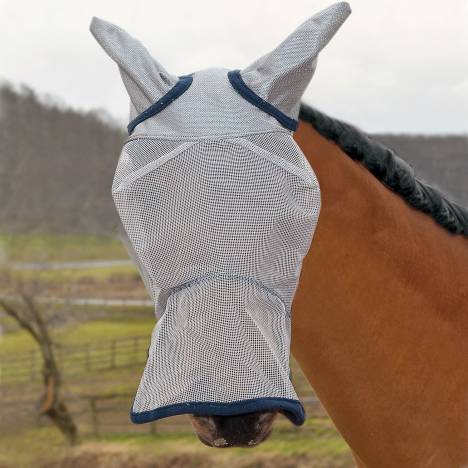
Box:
[0,318,154,355]
[0,317,315,399]
[0,232,146,299]
[0,233,128,262]
[0,232,353,467]
[0,418,354,468]
[13,263,139,282]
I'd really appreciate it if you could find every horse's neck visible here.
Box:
[292,122,468,468]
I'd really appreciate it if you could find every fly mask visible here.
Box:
[90,1,351,426]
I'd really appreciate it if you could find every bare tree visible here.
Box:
[0,273,78,445]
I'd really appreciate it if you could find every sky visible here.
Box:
[1,0,467,134]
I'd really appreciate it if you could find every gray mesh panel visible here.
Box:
[134,276,294,412]
[112,133,320,417]
[89,2,353,423]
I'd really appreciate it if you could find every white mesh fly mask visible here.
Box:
[90,2,351,426]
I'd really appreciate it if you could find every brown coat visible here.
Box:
[292,120,468,467]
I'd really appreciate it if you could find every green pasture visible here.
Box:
[12,263,139,282]
[0,231,352,467]
[0,233,127,262]
[0,418,353,468]
[103,418,352,460]
[0,232,149,300]
[0,315,310,397]
[0,318,154,355]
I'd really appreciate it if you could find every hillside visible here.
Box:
[0,84,124,233]
[0,84,466,234]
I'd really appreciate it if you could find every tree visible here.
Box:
[0,272,78,445]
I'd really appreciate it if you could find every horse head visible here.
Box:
[90,2,350,448]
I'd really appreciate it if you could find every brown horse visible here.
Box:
[289,105,468,467]
[190,105,468,462]
[89,11,468,460]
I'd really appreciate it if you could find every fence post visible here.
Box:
[2,335,152,385]
[110,340,116,369]
[133,336,138,364]
[85,343,91,371]
[90,397,99,437]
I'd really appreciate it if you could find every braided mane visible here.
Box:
[299,104,468,237]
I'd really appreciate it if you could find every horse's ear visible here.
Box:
[239,2,351,120]
[90,17,178,112]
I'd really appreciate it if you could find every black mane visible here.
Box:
[299,104,468,237]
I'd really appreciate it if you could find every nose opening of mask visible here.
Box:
[130,275,306,426]
[131,396,305,426]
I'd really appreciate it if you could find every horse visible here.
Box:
[292,105,468,467]
[191,107,468,464]
[90,2,468,463]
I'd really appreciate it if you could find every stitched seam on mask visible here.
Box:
[227,70,298,131]
[112,141,198,192]
[229,138,318,187]
[127,74,193,135]
[246,309,292,375]
[124,128,291,143]
[168,272,289,317]
[118,136,317,190]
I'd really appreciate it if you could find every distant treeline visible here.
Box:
[0,84,124,234]
[0,84,467,234]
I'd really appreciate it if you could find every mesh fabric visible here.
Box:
[113,127,320,425]
[90,1,352,425]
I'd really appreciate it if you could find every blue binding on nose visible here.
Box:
[127,74,193,135]
[130,397,306,426]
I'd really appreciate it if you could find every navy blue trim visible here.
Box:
[227,70,298,132]
[131,397,305,426]
[127,74,193,134]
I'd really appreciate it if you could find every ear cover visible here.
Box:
[90,17,178,113]
[240,2,351,121]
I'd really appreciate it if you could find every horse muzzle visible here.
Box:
[190,411,277,448]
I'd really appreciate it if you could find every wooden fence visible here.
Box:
[0,387,324,435]
[0,335,149,385]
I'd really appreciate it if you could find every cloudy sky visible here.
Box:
[1,0,467,133]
